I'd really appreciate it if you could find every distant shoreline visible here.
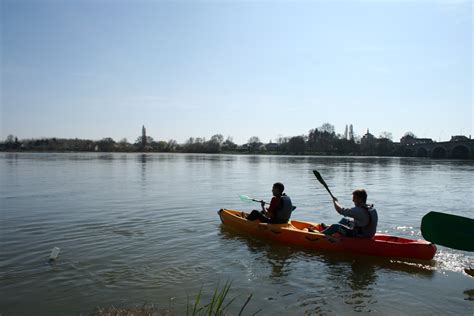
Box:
[1,132,473,159]
[1,149,473,160]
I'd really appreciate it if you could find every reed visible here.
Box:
[90,281,253,316]
[187,281,237,316]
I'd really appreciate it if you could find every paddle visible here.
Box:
[239,195,268,205]
[312,169,337,200]
[421,211,474,252]
[239,194,297,213]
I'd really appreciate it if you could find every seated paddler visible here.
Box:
[322,189,378,238]
[246,182,294,224]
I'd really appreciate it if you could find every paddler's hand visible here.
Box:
[260,200,266,210]
[333,198,343,212]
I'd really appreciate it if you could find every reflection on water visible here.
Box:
[465,289,474,301]
[139,153,147,164]
[139,154,147,184]
[219,226,297,279]
[183,153,238,163]
[245,155,263,164]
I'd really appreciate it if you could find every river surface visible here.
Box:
[1,152,473,315]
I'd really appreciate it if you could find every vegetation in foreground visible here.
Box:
[89,281,255,316]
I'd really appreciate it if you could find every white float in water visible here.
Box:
[49,247,60,261]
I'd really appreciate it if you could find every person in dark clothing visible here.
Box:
[246,182,294,224]
[322,189,378,238]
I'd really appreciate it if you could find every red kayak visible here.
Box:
[218,209,437,261]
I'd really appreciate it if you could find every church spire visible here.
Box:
[142,125,147,148]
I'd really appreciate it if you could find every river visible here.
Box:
[1,153,473,315]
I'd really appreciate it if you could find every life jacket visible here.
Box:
[357,204,378,237]
[274,194,294,223]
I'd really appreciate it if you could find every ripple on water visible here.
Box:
[434,248,474,274]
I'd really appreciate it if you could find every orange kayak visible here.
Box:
[218,209,437,261]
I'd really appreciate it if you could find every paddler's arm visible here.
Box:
[333,199,354,218]
[264,197,279,218]
[333,197,345,215]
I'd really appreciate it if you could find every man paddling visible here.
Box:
[322,189,378,238]
[246,182,294,224]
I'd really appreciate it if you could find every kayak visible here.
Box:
[218,209,437,261]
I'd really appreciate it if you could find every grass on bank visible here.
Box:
[90,281,255,316]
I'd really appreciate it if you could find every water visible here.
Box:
[1,152,473,315]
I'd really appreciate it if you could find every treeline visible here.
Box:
[0,123,420,156]
[0,135,177,153]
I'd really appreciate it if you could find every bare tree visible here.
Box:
[400,132,417,145]
[320,123,335,134]
[210,134,224,145]
[247,136,261,144]
[247,136,262,152]
[379,132,393,140]
[6,135,15,143]
[167,139,177,151]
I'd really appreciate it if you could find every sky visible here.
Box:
[1,0,472,145]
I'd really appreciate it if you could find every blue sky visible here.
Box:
[1,0,472,144]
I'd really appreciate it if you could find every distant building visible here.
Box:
[400,135,433,146]
[361,129,376,146]
[450,135,469,142]
[239,144,249,151]
[415,138,434,144]
[360,129,377,154]
[265,142,279,151]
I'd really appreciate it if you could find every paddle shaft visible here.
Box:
[250,198,267,205]
[312,170,336,200]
